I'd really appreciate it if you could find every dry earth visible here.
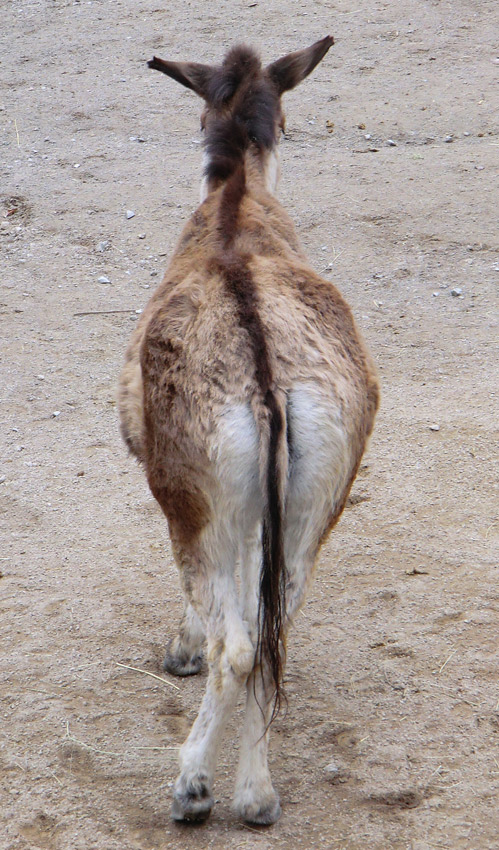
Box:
[1,1,498,848]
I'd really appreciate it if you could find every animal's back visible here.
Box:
[119,188,377,475]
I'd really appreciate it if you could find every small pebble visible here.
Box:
[444,135,454,143]
[450,287,462,297]
[138,233,146,239]
[364,133,372,140]
[386,139,397,146]
[52,411,61,418]
[98,275,111,284]
[96,240,110,253]
[324,762,339,777]
[126,210,135,219]
[429,424,440,432]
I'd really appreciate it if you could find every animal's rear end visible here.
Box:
[118,36,378,826]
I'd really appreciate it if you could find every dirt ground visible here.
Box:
[1,1,498,848]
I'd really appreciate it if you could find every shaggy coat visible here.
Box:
[118,37,378,826]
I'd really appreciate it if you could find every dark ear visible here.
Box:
[266,35,334,94]
[148,57,215,99]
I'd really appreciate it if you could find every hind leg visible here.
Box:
[234,386,353,822]
[233,523,321,826]
[233,526,321,826]
[234,529,281,824]
[173,626,254,821]
[234,659,281,824]
[233,491,339,825]
[164,599,205,676]
[171,541,255,822]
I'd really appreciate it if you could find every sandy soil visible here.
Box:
[1,1,498,848]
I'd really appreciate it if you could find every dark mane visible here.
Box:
[203,45,280,184]
[206,45,262,105]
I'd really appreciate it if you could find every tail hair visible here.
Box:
[212,135,287,722]
[257,389,287,722]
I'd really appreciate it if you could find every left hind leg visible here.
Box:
[170,539,255,822]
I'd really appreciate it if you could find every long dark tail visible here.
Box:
[259,389,287,720]
[214,151,288,718]
[215,245,289,715]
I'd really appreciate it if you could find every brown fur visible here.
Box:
[118,37,379,824]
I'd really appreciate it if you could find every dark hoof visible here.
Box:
[171,780,214,823]
[163,644,204,677]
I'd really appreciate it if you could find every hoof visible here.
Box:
[163,643,204,677]
[236,793,281,826]
[171,778,214,823]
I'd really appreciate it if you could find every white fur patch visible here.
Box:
[287,383,349,498]
[284,382,351,601]
[210,403,260,505]
[199,151,210,202]
[263,148,280,194]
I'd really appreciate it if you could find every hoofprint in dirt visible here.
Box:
[1,1,497,849]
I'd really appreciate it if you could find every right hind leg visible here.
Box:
[234,658,281,824]
[164,599,205,676]
[234,527,281,824]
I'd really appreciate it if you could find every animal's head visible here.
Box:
[148,37,334,195]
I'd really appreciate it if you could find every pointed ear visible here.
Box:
[266,35,334,95]
[148,57,215,99]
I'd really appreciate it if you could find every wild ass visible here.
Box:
[118,36,378,825]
